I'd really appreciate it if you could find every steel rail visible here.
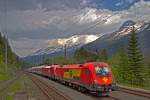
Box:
[26,73,72,100]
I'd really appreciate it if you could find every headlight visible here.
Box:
[94,79,98,84]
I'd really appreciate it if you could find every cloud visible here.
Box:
[0,7,124,40]
[127,0,150,21]
[115,0,135,6]
[0,0,150,56]
[10,38,48,57]
[0,0,37,12]
[1,0,149,40]
[0,0,96,12]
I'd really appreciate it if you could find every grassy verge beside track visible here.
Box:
[0,74,25,100]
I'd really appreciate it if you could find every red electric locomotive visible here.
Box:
[59,62,112,96]
[30,62,113,96]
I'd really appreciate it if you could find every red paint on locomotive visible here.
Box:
[30,62,113,96]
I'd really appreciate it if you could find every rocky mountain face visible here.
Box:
[83,20,150,57]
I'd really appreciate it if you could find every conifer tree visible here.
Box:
[99,49,108,62]
[128,27,144,86]
[146,56,150,85]
[74,48,96,62]
[0,32,21,79]
[118,48,129,83]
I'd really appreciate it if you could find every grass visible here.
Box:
[6,95,13,100]
[0,74,27,100]
[0,73,10,81]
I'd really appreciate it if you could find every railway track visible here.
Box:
[94,96,121,100]
[27,72,121,100]
[27,73,72,100]
[118,86,150,99]
[26,72,149,100]
[93,95,121,100]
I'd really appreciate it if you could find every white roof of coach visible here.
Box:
[31,66,44,69]
[43,65,51,68]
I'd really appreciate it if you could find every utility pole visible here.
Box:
[4,0,8,73]
[64,44,67,58]
[5,36,8,73]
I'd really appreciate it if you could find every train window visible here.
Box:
[65,69,69,72]
[85,69,90,74]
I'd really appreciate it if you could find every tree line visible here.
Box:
[0,32,22,81]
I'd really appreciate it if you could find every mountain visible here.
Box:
[32,34,101,56]
[83,20,150,57]
[22,34,102,64]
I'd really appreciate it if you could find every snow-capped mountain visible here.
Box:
[83,20,150,55]
[22,34,102,64]
[98,20,146,41]
[31,34,101,56]
[111,20,145,38]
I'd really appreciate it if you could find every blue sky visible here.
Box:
[0,0,150,56]
[94,0,140,10]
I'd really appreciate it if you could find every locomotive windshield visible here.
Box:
[95,66,109,77]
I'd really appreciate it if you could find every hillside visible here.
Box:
[83,21,150,57]
[0,32,22,80]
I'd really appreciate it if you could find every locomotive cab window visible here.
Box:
[95,66,109,77]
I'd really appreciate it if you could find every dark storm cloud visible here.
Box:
[0,0,38,12]
[0,0,95,12]
[36,0,84,10]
